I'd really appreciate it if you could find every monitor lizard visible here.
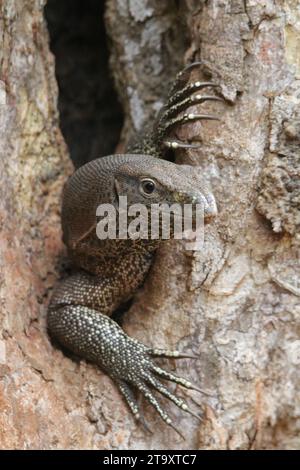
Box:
[48,63,221,434]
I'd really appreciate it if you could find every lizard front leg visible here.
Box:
[48,268,202,433]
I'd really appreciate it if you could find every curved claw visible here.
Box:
[180,61,203,73]
[150,348,200,359]
[182,113,220,122]
[168,82,219,107]
[173,61,203,83]
[161,113,219,135]
[137,414,153,434]
[194,94,224,103]
[169,61,203,96]
[145,373,203,423]
[187,384,216,397]
[163,140,202,150]
[168,422,186,441]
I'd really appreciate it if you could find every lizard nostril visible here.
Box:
[204,208,218,224]
[204,194,218,220]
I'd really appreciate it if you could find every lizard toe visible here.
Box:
[134,379,186,439]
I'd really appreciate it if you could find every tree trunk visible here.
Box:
[0,0,299,450]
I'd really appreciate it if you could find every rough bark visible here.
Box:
[0,0,299,450]
[44,0,123,168]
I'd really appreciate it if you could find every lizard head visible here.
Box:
[62,153,217,250]
[114,155,218,223]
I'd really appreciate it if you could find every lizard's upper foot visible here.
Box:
[154,61,224,153]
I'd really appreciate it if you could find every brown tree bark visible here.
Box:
[0,0,299,449]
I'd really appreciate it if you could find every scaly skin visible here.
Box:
[48,63,221,433]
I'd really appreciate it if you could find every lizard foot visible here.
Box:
[48,304,203,436]
[154,61,223,151]
[110,335,204,435]
[114,343,204,438]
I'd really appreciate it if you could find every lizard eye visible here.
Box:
[140,178,156,196]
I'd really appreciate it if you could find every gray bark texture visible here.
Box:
[0,0,299,450]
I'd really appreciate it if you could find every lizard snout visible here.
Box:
[190,191,218,222]
[203,192,218,222]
